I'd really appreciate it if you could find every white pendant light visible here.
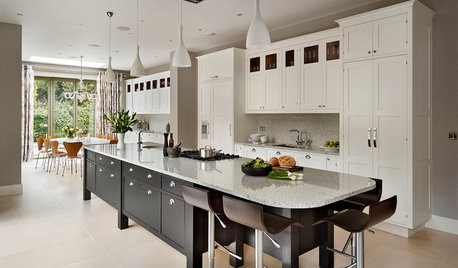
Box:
[246,0,271,50]
[104,11,116,83]
[172,0,191,67]
[130,0,145,76]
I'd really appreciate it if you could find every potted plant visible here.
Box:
[63,126,79,139]
[104,109,138,149]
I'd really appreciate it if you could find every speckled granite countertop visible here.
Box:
[235,142,340,156]
[85,144,374,209]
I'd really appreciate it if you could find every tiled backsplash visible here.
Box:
[255,114,339,146]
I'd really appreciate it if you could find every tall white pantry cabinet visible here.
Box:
[337,0,434,236]
[197,48,256,154]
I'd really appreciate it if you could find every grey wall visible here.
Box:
[0,22,22,187]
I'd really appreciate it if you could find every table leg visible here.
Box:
[229,223,244,267]
[319,210,334,268]
[281,225,300,268]
[118,211,128,230]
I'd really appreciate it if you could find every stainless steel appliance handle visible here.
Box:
[373,128,377,148]
[368,128,372,147]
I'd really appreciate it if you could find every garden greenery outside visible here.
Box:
[33,78,96,139]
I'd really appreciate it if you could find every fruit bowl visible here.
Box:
[241,165,272,176]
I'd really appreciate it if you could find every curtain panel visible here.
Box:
[21,65,35,162]
[95,72,124,136]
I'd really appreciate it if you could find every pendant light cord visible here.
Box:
[136,0,139,46]
[180,0,183,26]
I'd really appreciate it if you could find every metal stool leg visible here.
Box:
[208,211,215,268]
[356,231,364,268]
[351,233,356,264]
[255,229,263,268]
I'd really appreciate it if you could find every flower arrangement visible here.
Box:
[63,126,79,139]
[103,109,138,134]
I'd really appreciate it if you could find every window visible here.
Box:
[33,77,96,138]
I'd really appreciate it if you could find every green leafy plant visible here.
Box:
[63,126,79,138]
[103,109,138,134]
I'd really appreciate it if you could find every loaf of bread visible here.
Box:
[278,155,296,167]
[269,157,279,167]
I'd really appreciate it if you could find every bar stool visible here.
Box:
[222,195,304,268]
[182,185,242,268]
[313,195,397,268]
[329,178,383,263]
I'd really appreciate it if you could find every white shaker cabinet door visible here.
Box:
[294,152,326,170]
[264,69,282,111]
[324,61,342,110]
[342,22,373,61]
[343,60,373,177]
[300,63,323,110]
[266,149,294,160]
[372,14,408,57]
[212,80,234,154]
[246,72,265,111]
[372,55,408,226]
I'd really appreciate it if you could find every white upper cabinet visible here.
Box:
[342,14,408,61]
[282,46,300,111]
[125,71,170,115]
[246,28,341,114]
[199,54,233,81]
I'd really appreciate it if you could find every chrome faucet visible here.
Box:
[289,129,304,145]
[301,131,312,146]
[137,130,144,145]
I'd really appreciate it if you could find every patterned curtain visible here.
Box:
[95,72,124,136]
[21,65,35,162]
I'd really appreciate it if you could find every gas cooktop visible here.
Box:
[180,150,240,161]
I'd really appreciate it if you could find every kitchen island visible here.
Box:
[83,144,375,268]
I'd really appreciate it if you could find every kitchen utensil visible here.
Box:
[166,147,181,158]
[199,146,221,158]
[163,133,169,156]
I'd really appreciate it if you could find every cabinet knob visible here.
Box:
[368,51,371,54]
[110,161,114,165]
[129,181,134,186]
[326,158,330,161]
[305,155,311,159]
[169,199,175,205]
[99,157,102,160]
[110,174,114,178]
[318,105,322,107]
[322,104,326,107]
[129,168,133,172]
[147,174,152,179]
[170,181,176,188]
[99,168,103,172]
[147,189,152,195]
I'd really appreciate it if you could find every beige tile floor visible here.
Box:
[0,160,457,268]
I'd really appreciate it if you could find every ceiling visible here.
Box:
[0,0,381,70]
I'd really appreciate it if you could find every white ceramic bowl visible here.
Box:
[249,134,262,141]
[260,135,268,143]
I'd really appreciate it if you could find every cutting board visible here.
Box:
[272,166,303,172]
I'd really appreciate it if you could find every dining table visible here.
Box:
[50,137,111,146]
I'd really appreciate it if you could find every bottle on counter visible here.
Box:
[163,133,169,156]
[169,133,174,148]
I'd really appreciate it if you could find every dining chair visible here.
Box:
[48,140,66,174]
[49,134,59,139]
[42,139,51,170]
[97,134,105,139]
[35,137,45,169]
[109,139,118,144]
[62,142,83,177]
[106,135,113,140]
[81,134,88,137]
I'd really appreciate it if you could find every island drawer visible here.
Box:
[161,192,185,248]
[86,150,96,161]
[122,163,161,188]
[96,165,121,208]
[96,154,121,170]
[124,177,161,231]
[162,176,183,197]
[85,161,96,191]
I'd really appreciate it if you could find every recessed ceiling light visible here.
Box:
[206,32,216,37]
[115,50,119,53]
[88,44,100,47]
[237,13,243,16]
[68,44,72,47]
[57,52,62,55]
[198,28,202,32]
[68,56,78,59]
[117,26,130,31]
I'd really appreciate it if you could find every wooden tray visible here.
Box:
[272,166,303,172]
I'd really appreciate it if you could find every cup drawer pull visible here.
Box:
[147,189,152,195]
[169,199,175,205]
[169,181,175,188]
[305,155,311,159]
[129,168,133,172]
[147,174,152,179]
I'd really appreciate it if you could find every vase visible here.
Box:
[117,133,125,150]
[163,133,169,156]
